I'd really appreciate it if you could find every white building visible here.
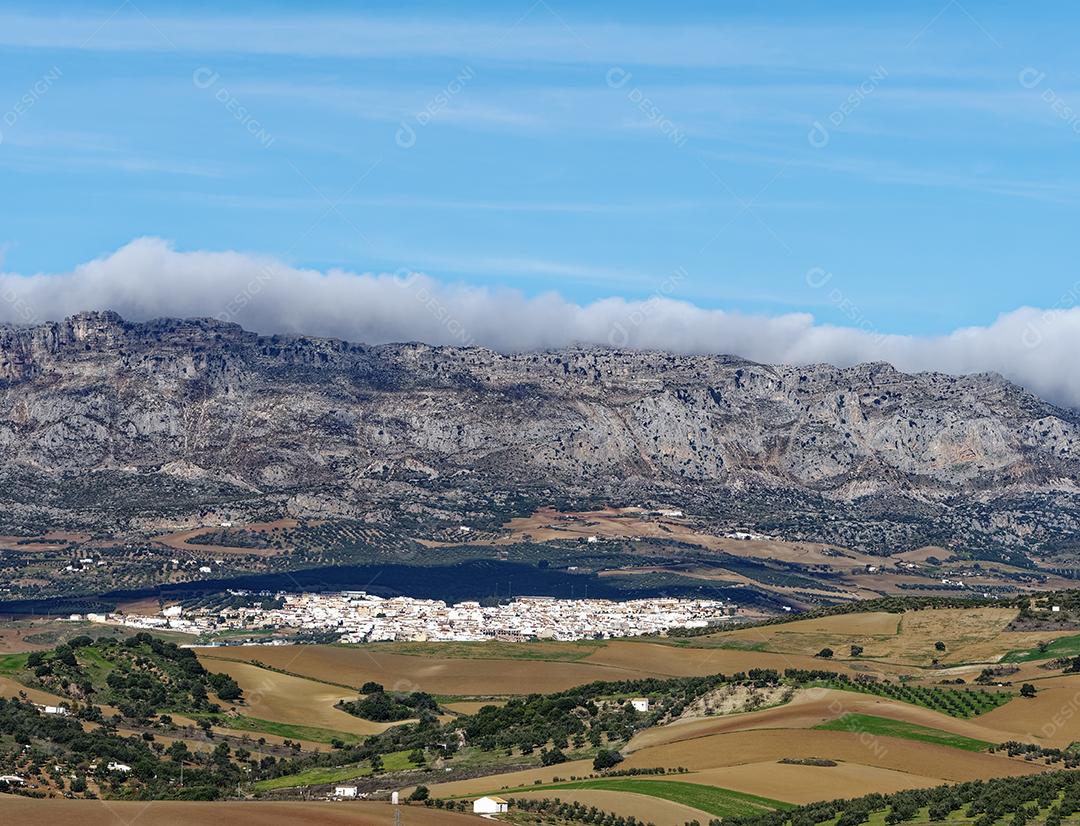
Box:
[333,785,358,798]
[473,796,509,814]
[107,762,132,773]
[631,697,650,712]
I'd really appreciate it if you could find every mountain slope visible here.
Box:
[0,311,1077,554]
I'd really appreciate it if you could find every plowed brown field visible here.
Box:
[197,645,674,694]
[200,659,400,736]
[681,762,945,803]
[0,796,484,825]
[512,789,711,826]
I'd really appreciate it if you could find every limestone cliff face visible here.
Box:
[0,311,1076,505]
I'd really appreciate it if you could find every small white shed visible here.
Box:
[334,785,358,798]
[631,697,650,712]
[473,795,509,814]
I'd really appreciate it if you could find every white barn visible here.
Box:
[473,795,509,814]
[334,785,358,798]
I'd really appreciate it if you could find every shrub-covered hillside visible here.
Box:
[4,632,242,718]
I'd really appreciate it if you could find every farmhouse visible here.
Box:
[333,785,358,798]
[631,697,650,712]
[473,795,509,814]
[107,762,132,773]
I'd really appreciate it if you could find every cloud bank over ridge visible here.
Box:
[2,237,1079,408]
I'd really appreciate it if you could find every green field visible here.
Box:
[0,653,28,675]
[815,713,993,752]
[1002,633,1080,663]
[496,779,793,817]
[195,713,365,745]
[252,750,413,791]
[76,646,116,682]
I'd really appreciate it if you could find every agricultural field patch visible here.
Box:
[196,658,397,735]
[194,713,367,745]
[510,788,713,826]
[196,643,671,695]
[501,778,793,818]
[252,750,414,791]
[709,607,1023,666]
[814,712,994,751]
[1002,633,1080,663]
[0,797,484,825]
[809,676,1012,717]
[358,639,603,661]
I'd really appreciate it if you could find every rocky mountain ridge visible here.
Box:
[0,311,1077,553]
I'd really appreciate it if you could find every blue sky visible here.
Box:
[1,1,1078,337]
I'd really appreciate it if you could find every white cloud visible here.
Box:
[2,237,1079,409]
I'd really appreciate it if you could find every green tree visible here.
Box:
[593,749,624,770]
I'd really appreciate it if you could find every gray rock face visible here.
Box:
[0,311,1077,545]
